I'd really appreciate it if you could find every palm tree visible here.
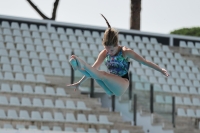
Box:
[130,0,141,30]
[27,0,59,20]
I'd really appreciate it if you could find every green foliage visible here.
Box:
[170,27,200,37]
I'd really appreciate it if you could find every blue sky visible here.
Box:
[0,0,200,34]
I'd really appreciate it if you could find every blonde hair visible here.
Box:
[101,14,119,47]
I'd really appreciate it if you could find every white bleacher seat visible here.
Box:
[44,99,54,108]
[0,56,10,64]
[180,73,187,79]
[30,24,38,31]
[175,97,183,104]
[193,80,200,87]
[44,67,53,75]
[44,39,52,46]
[66,28,74,35]
[19,51,28,58]
[162,45,170,52]
[184,79,193,86]
[0,35,3,41]
[88,128,97,133]
[193,98,200,106]
[0,109,6,119]
[179,41,187,47]
[66,113,76,122]
[87,37,95,44]
[6,42,15,50]
[142,37,150,44]
[172,85,180,93]
[153,57,161,64]
[111,129,119,133]
[24,37,33,44]
[167,78,175,85]
[0,96,8,105]
[21,58,31,66]
[75,29,82,36]
[1,21,10,28]
[66,100,76,109]
[16,43,25,51]
[92,31,100,38]
[180,86,189,94]
[4,72,14,80]
[183,97,192,105]
[54,112,65,122]
[26,44,35,52]
[26,73,36,82]
[95,38,102,44]
[36,74,47,83]
[52,40,61,47]
[24,66,33,73]
[34,38,43,45]
[53,126,62,131]
[58,54,68,61]
[23,85,34,94]
[7,109,18,119]
[126,35,134,42]
[69,35,77,42]
[41,60,50,67]
[55,99,65,108]
[57,27,65,34]
[33,98,43,107]
[12,84,22,93]
[188,42,195,48]
[31,59,41,67]
[134,36,141,42]
[22,30,30,37]
[39,25,47,32]
[178,59,186,66]
[15,36,23,43]
[2,64,12,71]
[3,28,12,35]
[29,51,38,59]
[192,67,199,73]
[51,33,59,40]
[65,127,74,132]
[46,87,55,95]
[55,47,64,54]
[11,22,20,29]
[99,129,108,133]
[188,73,196,80]
[165,96,172,104]
[9,49,18,57]
[3,124,13,129]
[77,128,86,132]
[187,109,196,117]
[49,53,58,60]
[52,60,60,68]
[99,115,113,124]
[156,95,164,103]
[46,46,54,53]
[77,114,87,123]
[28,125,38,130]
[39,53,49,60]
[141,49,149,56]
[60,34,68,41]
[43,111,53,121]
[35,46,44,53]
[41,126,50,131]
[16,124,26,130]
[83,30,91,37]
[1,83,11,92]
[56,87,67,96]
[35,86,44,94]
[78,36,86,43]
[15,73,25,81]
[177,108,186,117]
[189,87,198,95]
[88,114,98,124]
[149,76,157,84]
[54,68,63,76]
[19,110,30,120]
[32,31,40,38]
[5,35,14,43]
[0,49,8,56]
[175,66,183,72]
[21,23,29,30]
[77,101,90,110]
[119,34,125,41]
[21,97,32,107]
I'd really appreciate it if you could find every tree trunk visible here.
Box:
[130,0,141,30]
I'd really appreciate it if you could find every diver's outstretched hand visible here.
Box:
[66,82,80,92]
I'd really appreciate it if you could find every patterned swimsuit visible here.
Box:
[104,46,130,80]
